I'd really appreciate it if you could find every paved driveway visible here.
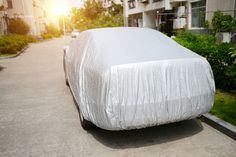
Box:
[0,37,235,157]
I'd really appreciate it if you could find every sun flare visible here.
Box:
[51,4,69,16]
[47,0,69,18]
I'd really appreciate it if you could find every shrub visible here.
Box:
[0,36,27,54]
[22,35,37,43]
[41,33,53,40]
[204,20,210,29]
[208,43,236,89]
[8,18,30,35]
[0,35,37,54]
[175,31,236,90]
[43,23,62,38]
[212,11,236,33]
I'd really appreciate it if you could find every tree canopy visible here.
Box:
[70,0,123,31]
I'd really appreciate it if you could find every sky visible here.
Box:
[45,0,83,24]
[46,0,83,16]
[45,0,84,24]
[66,0,84,8]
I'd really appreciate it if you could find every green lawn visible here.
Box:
[210,90,236,126]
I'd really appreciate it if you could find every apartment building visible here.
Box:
[124,0,236,35]
[0,0,46,36]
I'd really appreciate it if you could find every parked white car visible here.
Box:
[71,30,80,38]
[63,27,215,130]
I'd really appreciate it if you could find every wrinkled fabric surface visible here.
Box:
[65,27,215,130]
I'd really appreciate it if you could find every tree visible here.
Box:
[70,0,123,31]
[83,0,104,20]
[8,18,30,35]
[108,1,123,16]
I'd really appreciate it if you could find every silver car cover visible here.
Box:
[65,27,215,130]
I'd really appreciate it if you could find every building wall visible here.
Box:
[7,0,41,35]
[187,0,235,29]
[126,0,187,33]
[206,0,235,24]
[7,0,29,16]
[128,0,165,15]
[0,0,45,36]
[32,0,46,35]
[126,0,235,33]
[143,10,156,28]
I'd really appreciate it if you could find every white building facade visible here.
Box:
[124,0,236,35]
[0,0,46,36]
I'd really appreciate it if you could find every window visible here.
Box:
[191,0,206,28]
[128,0,135,9]
[7,0,13,9]
[153,0,162,3]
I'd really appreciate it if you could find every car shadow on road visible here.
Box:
[0,65,5,71]
[88,119,203,149]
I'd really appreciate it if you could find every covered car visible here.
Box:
[63,27,215,130]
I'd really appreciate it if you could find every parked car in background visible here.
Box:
[71,30,80,38]
[63,27,215,130]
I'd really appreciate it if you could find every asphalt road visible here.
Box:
[0,37,236,157]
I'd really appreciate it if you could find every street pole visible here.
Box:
[63,15,66,35]
[123,0,128,27]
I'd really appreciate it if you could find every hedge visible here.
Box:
[175,31,236,91]
[0,35,37,54]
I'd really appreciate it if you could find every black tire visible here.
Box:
[63,52,69,86]
[65,79,69,86]
[78,107,93,130]
[72,96,93,130]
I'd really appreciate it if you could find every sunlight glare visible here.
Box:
[48,0,69,17]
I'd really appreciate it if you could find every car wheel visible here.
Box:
[78,106,93,130]
[65,79,69,86]
[71,95,93,130]
[63,52,69,86]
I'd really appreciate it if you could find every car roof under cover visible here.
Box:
[78,27,201,67]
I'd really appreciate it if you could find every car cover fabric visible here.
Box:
[65,27,215,130]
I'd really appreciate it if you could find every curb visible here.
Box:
[201,113,236,140]
[0,46,29,60]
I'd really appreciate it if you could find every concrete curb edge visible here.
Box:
[201,113,236,140]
